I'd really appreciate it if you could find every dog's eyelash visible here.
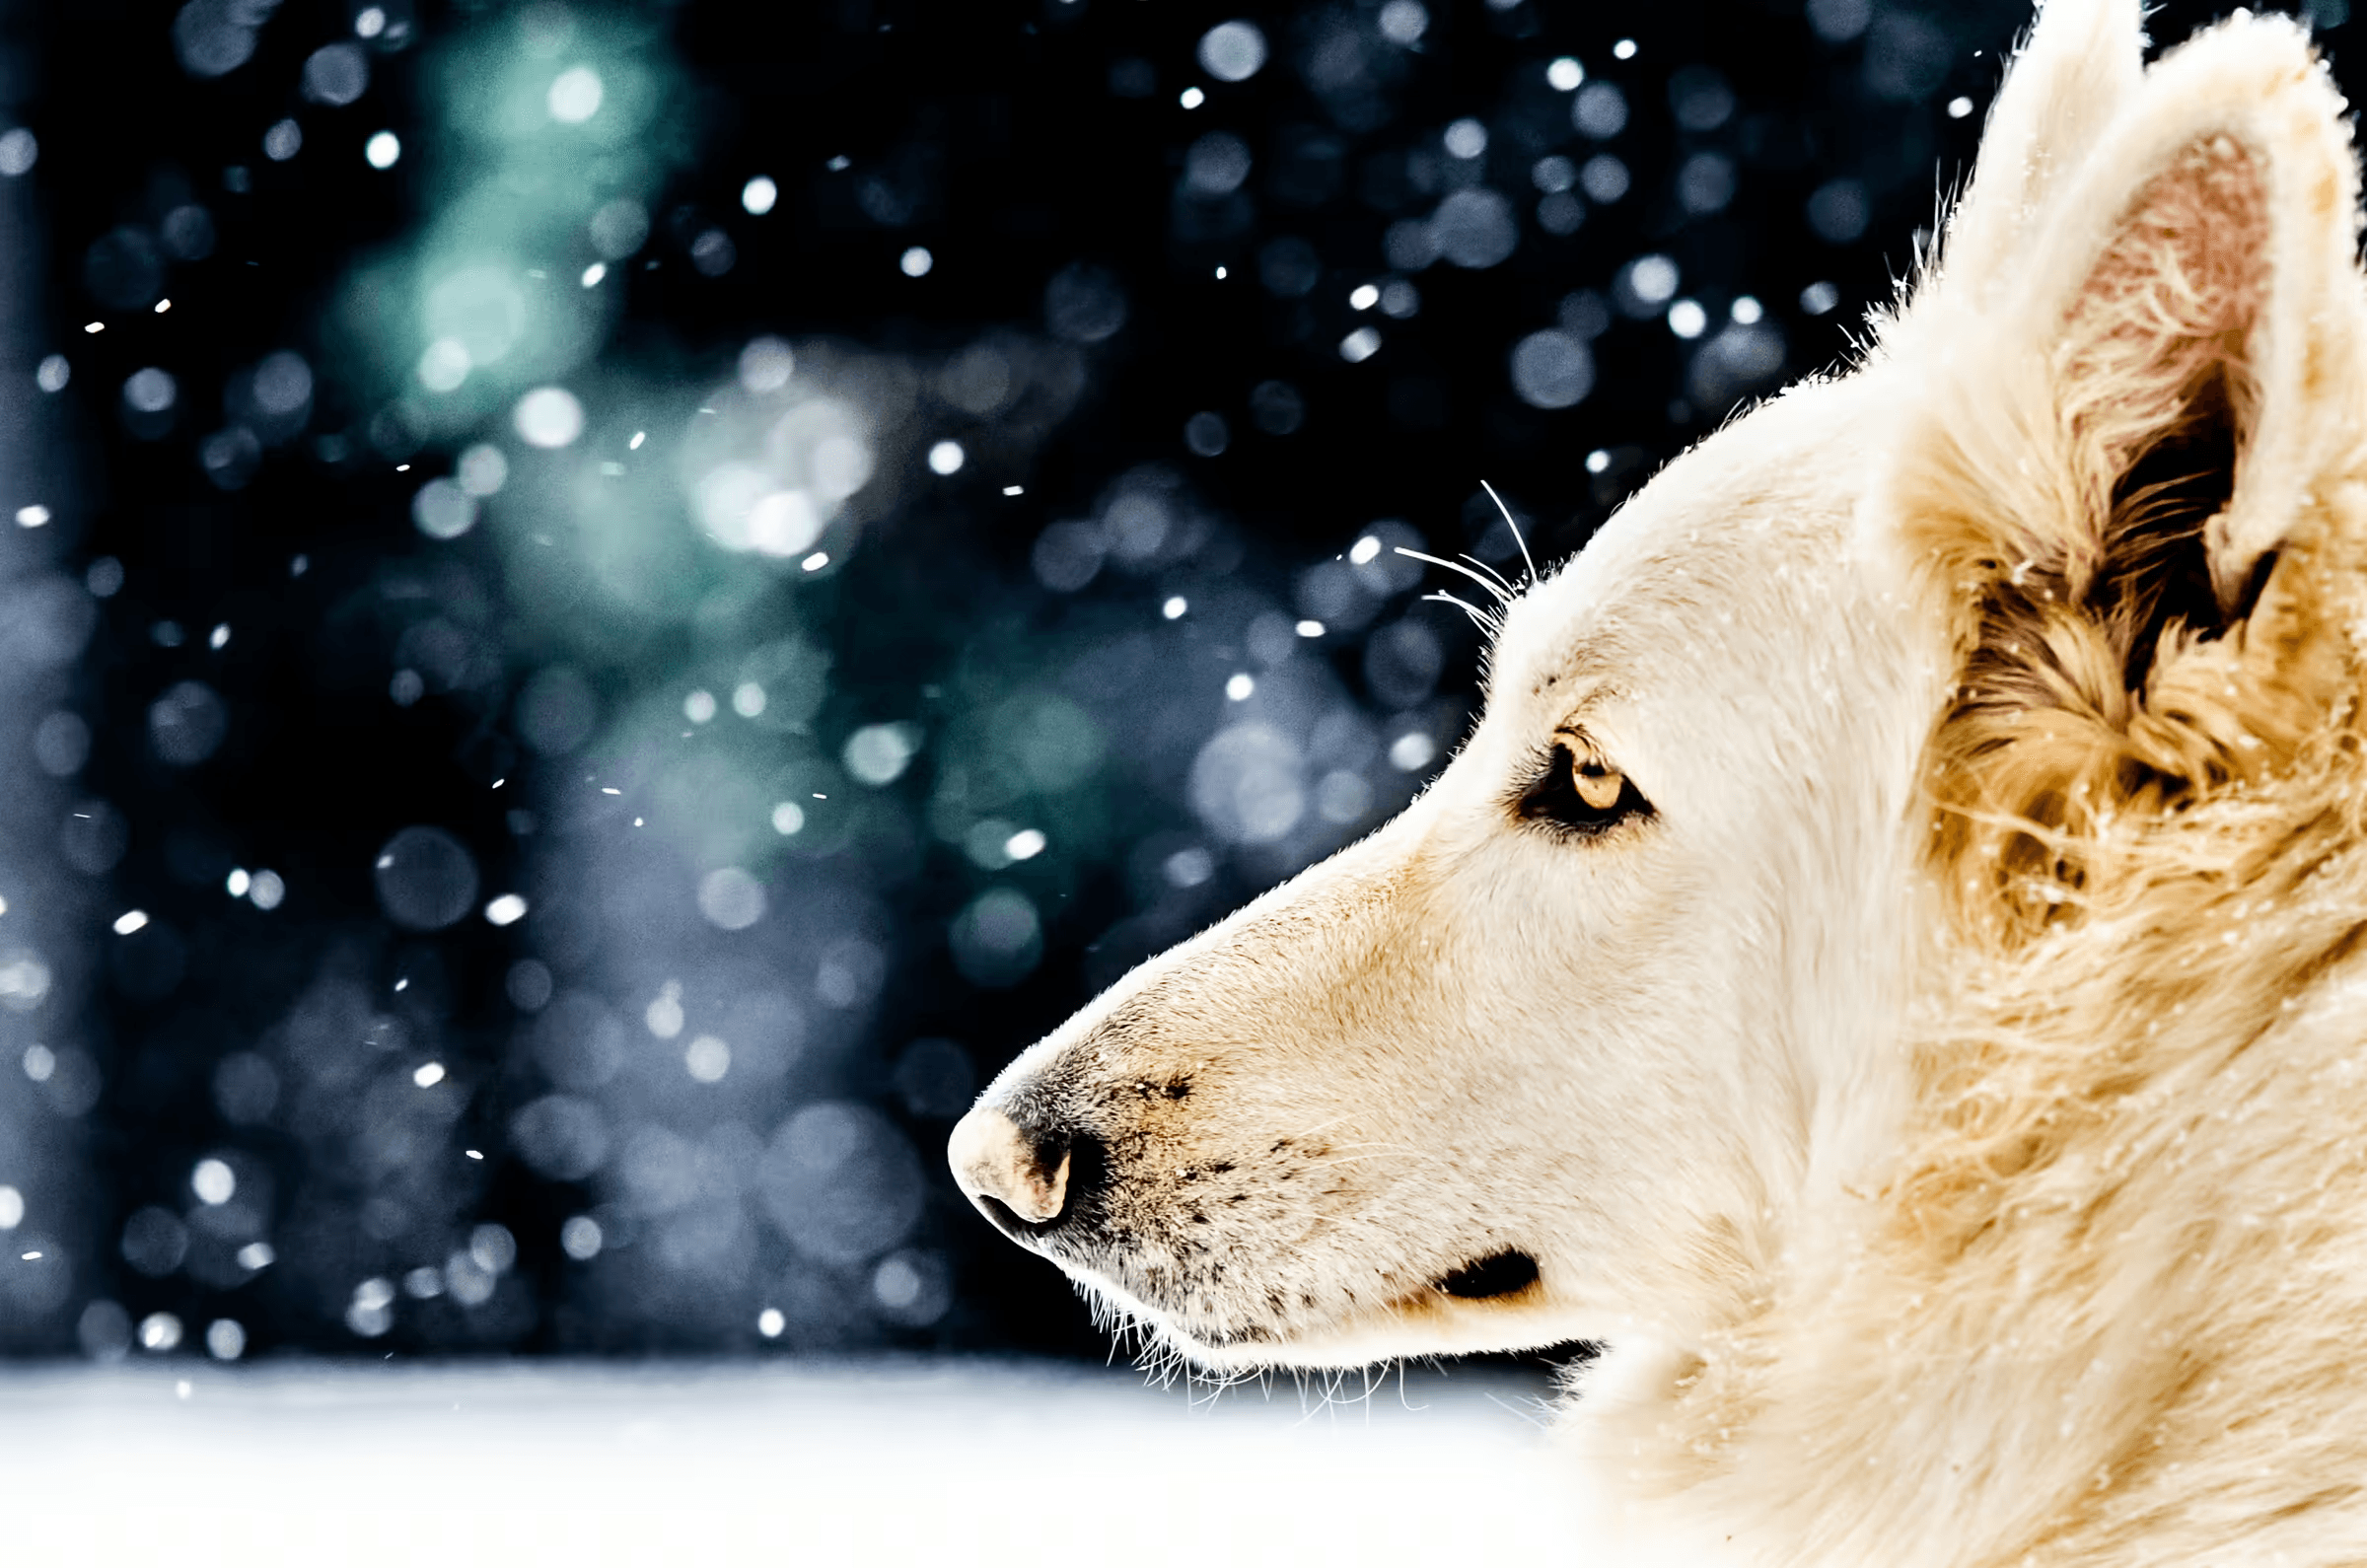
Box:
[1514,742,1654,839]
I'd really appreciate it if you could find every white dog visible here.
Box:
[952,2,2367,1560]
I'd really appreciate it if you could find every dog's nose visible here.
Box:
[948,1105,1071,1225]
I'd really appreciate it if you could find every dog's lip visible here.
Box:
[999,1221,1556,1364]
[1141,1251,1572,1372]
[1090,1246,1552,1340]
[1426,1247,1542,1302]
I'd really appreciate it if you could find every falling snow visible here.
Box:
[0,0,2008,1375]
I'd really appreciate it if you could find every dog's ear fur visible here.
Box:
[1942,0,2145,298]
[1894,14,2367,933]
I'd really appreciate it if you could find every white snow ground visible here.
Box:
[0,1358,1586,1566]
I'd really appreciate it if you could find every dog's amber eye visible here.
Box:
[1572,758,1623,811]
[1517,742,1652,837]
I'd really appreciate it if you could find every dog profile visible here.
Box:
[952,2,2367,1560]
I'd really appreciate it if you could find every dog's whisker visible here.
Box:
[1480,478,1540,589]
[1299,1148,1451,1173]
[1482,1390,1552,1431]
[1397,546,1515,606]
[1420,589,1499,632]
[1283,1110,1368,1140]
[1455,548,1523,603]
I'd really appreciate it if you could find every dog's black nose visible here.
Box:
[948,1105,1073,1228]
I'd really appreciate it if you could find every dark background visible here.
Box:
[0,0,2339,1361]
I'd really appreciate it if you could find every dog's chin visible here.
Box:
[1084,1248,1590,1373]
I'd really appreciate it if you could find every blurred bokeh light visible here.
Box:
[0,0,2314,1369]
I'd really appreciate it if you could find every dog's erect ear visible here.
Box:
[1895,15,2367,928]
[1909,13,2364,612]
[1943,0,2145,297]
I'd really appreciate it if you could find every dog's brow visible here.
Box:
[1517,633,1620,702]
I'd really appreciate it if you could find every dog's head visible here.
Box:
[952,0,2367,1375]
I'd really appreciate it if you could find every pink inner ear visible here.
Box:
[2056,134,2267,558]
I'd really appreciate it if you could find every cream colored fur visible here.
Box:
[957,4,2367,1561]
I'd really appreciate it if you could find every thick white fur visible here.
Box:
[961,4,2367,1562]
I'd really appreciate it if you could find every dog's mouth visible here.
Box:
[1207,1247,1558,1367]
[1430,1248,1542,1301]
[1030,1233,1567,1371]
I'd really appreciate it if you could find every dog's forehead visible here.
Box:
[1489,378,1883,716]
